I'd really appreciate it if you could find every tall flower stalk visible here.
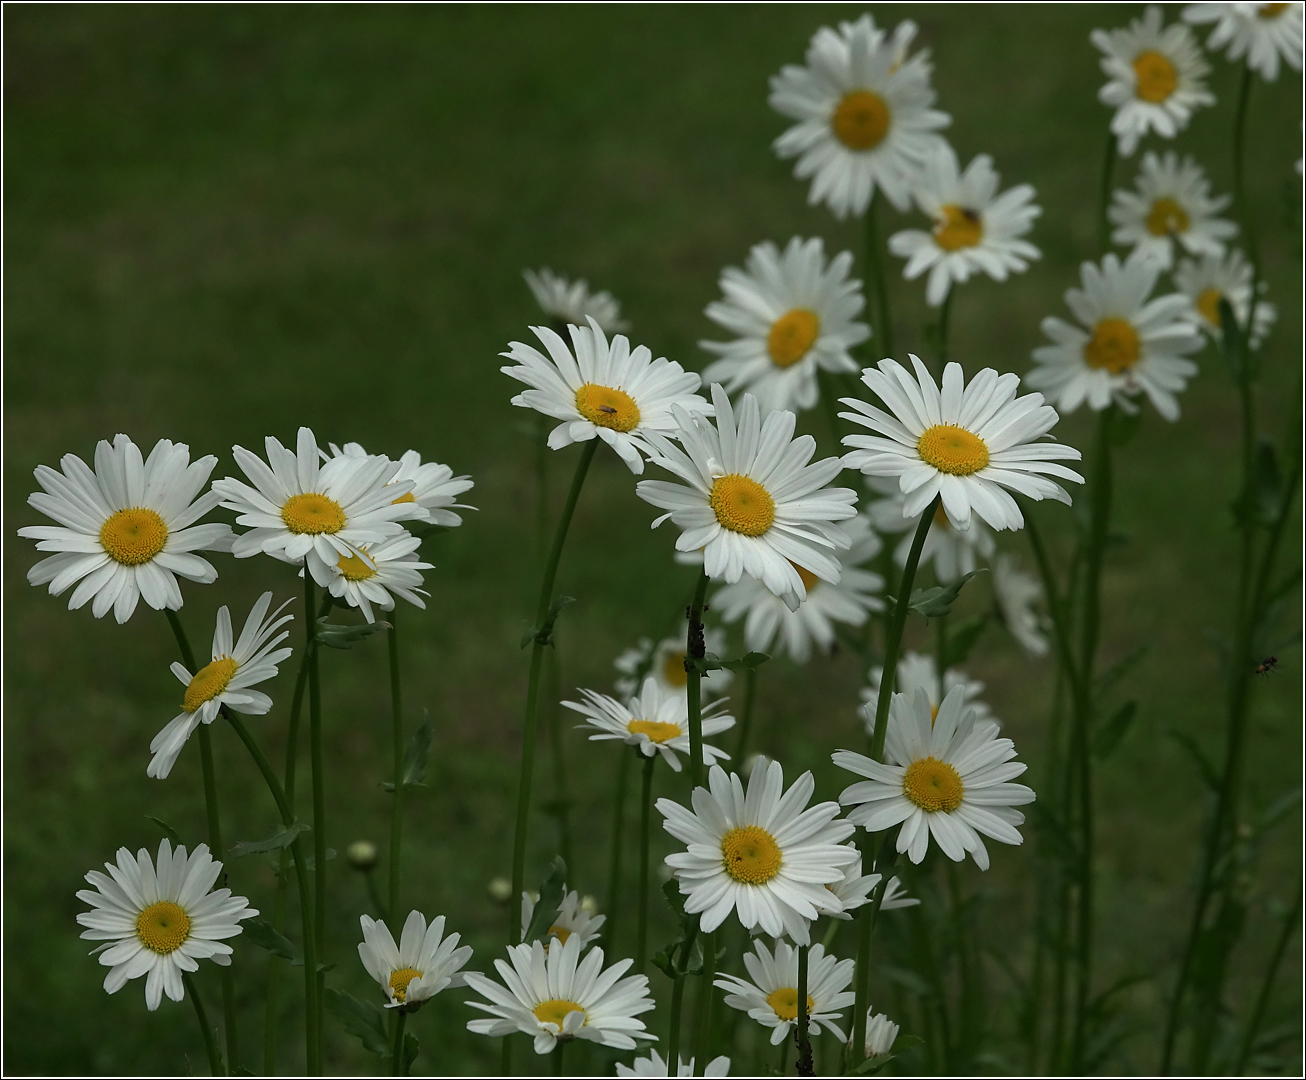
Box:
[387,609,405,917]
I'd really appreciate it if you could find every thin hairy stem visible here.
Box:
[636,753,655,976]
[185,970,224,1076]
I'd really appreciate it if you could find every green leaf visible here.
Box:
[843,1034,924,1075]
[243,918,300,963]
[381,718,433,791]
[692,650,769,674]
[1167,729,1219,791]
[942,614,988,669]
[522,856,567,946]
[145,816,181,846]
[1092,700,1136,760]
[400,1031,419,1075]
[521,595,576,648]
[907,568,987,619]
[1252,436,1285,524]
[316,618,391,650]
[324,988,388,1056]
[231,821,310,858]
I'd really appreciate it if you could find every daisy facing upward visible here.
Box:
[1108,151,1237,271]
[1184,2,1304,82]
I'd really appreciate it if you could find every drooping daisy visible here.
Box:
[864,475,995,584]
[815,846,917,920]
[861,650,993,732]
[20,435,233,624]
[76,839,257,1011]
[712,513,883,664]
[992,554,1050,657]
[637,385,858,612]
[465,935,656,1055]
[835,685,1036,870]
[616,1051,731,1077]
[358,911,474,1010]
[1091,6,1215,155]
[519,887,606,952]
[888,145,1041,307]
[1027,252,1203,421]
[325,442,475,528]
[841,357,1084,533]
[567,676,734,773]
[325,533,433,624]
[860,1008,901,1057]
[1109,152,1237,270]
[770,15,951,217]
[148,592,294,780]
[715,940,855,1046]
[214,427,422,583]
[1173,248,1277,348]
[658,757,857,944]
[1184,2,1304,82]
[501,317,710,475]
[700,237,870,415]
[524,267,629,333]
[613,629,734,702]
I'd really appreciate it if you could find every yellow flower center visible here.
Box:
[662,650,688,688]
[1084,317,1141,374]
[788,560,820,592]
[99,507,168,566]
[721,825,783,884]
[627,718,683,744]
[337,551,378,581]
[546,925,572,945]
[916,425,990,476]
[767,309,821,368]
[183,657,239,713]
[1261,3,1289,17]
[533,998,586,1029]
[1145,196,1190,237]
[903,756,965,813]
[1196,287,1224,328]
[392,491,417,504]
[766,987,815,1022]
[933,204,984,252]
[832,90,892,150]
[1132,49,1178,103]
[575,384,641,432]
[388,967,422,1003]
[709,474,775,536]
[136,900,191,954]
[281,492,346,535]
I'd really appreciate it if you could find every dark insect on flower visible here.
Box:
[598,405,618,414]
[961,206,981,222]
[1255,655,1279,676]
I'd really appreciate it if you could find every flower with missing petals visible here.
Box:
[358,911,474,1009]
[524,267,628,333]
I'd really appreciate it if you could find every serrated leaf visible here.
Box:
[146,816,181,846]
[316,618,391,650]
[1092,700,1136,760]
[942,614,987,670]
[908,568,987,619]
[400,1031,419,1075]
[692,650,770,673]
[382,718,433,791]
[232,821,310,858]
[324,988,388,1056]
[522,856,567,946]
[1168,729,1219,791]
[243,918,300,963]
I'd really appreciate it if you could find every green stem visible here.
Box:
[778,1036,791,1076]
[732,666,758,762]
[1097,128,1117,256]
[304,570,328,1066]
[1234,883,1302,1075]
[795,944,814,1076]
[551,1040,565,1077]
[185,971,224,1077]
[388,609,404,919]
[863,194,894,359]
[545,646,574,872]
[936,287,953,371]
[694,929,717,1075]
[685,569,710,788]
[391,1010,408,1077]
[636,753,655,976]
[604,748,631,950]
[535,411,550,568]
[666,924,697,1073]
[851,839,900,1066]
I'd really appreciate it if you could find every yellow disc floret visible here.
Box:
[903,756,965,813]
[721,825,783,884]
[533,998,586,1029]
[337,551,378,581]
[388,966,423,1003]
[1196,287,1224,328]
[99,508,169,566]
[136,900,191,955]
[1145,196,1190,237]
[767,309,821,368]
[391,491,417,504]
[916,425,990,476]
[546,925,573,946]
[1132,49,1178,103]
[627,718,683,744]
[662,650,688,688]
[281,493,346,535]
[709,475,776,536]
[766,987,816,1022]
[183,657,239,713]
[933,204,984,251]
[575,384,641,432]
[1084,317,1141,374]
[832,90,892,150]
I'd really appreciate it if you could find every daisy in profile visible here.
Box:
[617,1051,731,1077]
[769,14,951,217]
[214,427,422,582]
[859,1008,901,1057]
[613,629,733,702]
[325,534,432,624]
[1173,248,1277,348]
[524,267,628,333]
[1092,6,1215,155]
[20,435,232,624]
[712,514,883,664]
[501,317,709,475]
[864,475,994,583]
[888,145,1041,307]
[860,650,993,731]
[1027,252,1203,421]
[658,757,857,943]
[637,385,858,612]
[325,442,475,528]
[992,554,1049,657]
[700,237,869,414]
[358,911,474,1010]
[1184,2,1304,81]
[465,935,655,1055]
[816,846,918,920]
[841,357,1083,533]
[76,839,257,1011]
[148,592,294,779]
[1109,152,1237,270]
[568,676,734,773]
[835,685,1036,870]
[715,940,855,1046]
[519,887,606,952]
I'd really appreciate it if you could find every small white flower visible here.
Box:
[325,534,433,624]
[1092,5,1215,155]
[816,846,917,920]
[861,1008,901,1057]
[700,237,870,415]
[864,475,995,584]
[889,144,1041,306]
[992,554,1050,657]
[1173,248,1277,348]
[325,442,475,529]
[616,1051,731,1077]
[358,910,474,1010]
[613,629,734,702]
[1184,2,1304,82]
[715,939,855,1045]
[524,267,628,333]
[520,887,607,952]
[861,650,993,733]
[1109,151,1237,270]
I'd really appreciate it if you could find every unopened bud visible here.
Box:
[346,840,378,871]
[487,876,512,903]
[864,1010,899,1057]
[579,894,599,917]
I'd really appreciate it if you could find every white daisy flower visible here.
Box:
[864,475,995,584]
[841,357,1084,533]
[861,650,993,732]
[148,592,294,780]
[658,757,857,944]
[700,237,870,415]
[325,442,475,528]
[325,534,432,624]
[613,629,734,702]
[617,1051,731,1077]
[214,427,422,584]
[860,1008,901,1057]
[501,316,710,475]
[712,514,883,664]
[1091,5,1215,156]
[464,935,656,1055]
[519,887,607,952]
[19,435,233,624]
[1109,151,1237,270]
[637,385,858,612]
[770,15,951,217]
[715,939,855,1046]
[1173,248,1277,348]
[815,846,917,920]
[358,910,474,1010]
[524,267,628,333]
[566,676,734,774]
[992,554,1050,657]
[888,144,1041,307]
[1027,252,1203,422]
[834,685,1036,870]
[76,839,257,1011]
[1184,2,1304,82]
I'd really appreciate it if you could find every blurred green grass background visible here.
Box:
[4,3,1301,1075]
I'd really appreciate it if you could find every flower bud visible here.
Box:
[346,840,378,871]
[487,876,512,903]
